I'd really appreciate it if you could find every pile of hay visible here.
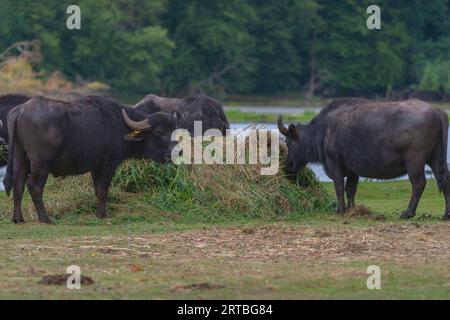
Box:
[0,140,334,224]
[110,159,333,222]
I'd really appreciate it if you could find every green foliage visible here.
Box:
[112,160,193,194]
[1,0,449,99]
[0,0,173,94]
[163,0,257,94]
[312,0,412,96]
[224,109,316,123]
[418,60,450,96]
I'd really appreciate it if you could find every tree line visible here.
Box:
[0,0,449,100]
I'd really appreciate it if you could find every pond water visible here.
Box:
[0,166,4,191]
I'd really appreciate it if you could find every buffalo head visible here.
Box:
[122,110,178,164]
[278,115,309,174]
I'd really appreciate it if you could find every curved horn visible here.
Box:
[277,115,289,136]
[122,109,151,131]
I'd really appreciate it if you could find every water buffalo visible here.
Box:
[278,98,450,220]
[0,94,31,165]
[4,96,177,224]
[134,94,229,135]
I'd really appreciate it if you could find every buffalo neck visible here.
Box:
[125,141,146,159]
[302,120,323,164]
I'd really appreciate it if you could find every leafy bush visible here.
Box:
[0,54,109,98]
[418,60,450,98]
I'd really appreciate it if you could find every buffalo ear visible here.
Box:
[288,124,298,137]
[124,131,144,142]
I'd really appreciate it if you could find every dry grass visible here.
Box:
[0,57,109,98]
[5,223,449,263]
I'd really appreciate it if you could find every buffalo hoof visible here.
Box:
[442,214,450,221]
[400,211,416,219]
[96,213,107,219]
[12,217,25,224]
[39,217,53,224]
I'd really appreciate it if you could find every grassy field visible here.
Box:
[225,109,316,123]
[224,95,329,107]
[0,164,449,299]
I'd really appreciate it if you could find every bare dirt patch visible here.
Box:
[346,205,386,221]
[347,205,373,217]
[39,274,94,286]
[171,282,225,292]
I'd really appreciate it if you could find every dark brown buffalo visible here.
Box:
[278,98,450,220]
[0,94,30,165]
[134,94,229,135]
[4,96,177,224]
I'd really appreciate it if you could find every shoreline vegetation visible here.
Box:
[224,109,317,123]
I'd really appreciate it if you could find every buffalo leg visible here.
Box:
[27,165,52,224]
[329,172,346,213]
[333,178,346,213]
[401,163,426,219]
[428,155,450,220]
[3,151,13,197]
[91,169,115,218]
[327,160,346,213]
[11,144,27,223]
[345,175,359,210]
